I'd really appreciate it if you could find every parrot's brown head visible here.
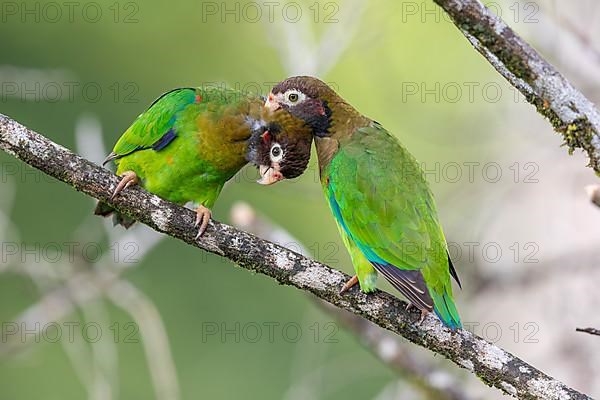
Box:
[250,76,356,184]
[246,114,313,185]
[265,76,340,138]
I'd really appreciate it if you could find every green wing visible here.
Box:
[326,122,461,328]
[106,87,198,163]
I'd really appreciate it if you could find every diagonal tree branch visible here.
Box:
[231,202,471,400]
[432,0,600,173]
[318,302,471,400]
[0,114,592,399]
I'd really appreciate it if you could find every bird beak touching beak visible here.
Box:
[257,165,283,185]
[264,93,281,112]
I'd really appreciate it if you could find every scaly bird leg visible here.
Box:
[111,171,139,200]
[419,309,429,324]
[339,275,359,294]
[195,205,212,238]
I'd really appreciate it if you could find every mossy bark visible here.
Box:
[434,0,600,175]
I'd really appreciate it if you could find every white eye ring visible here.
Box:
[270,143,284,163]
[281,89,306,106]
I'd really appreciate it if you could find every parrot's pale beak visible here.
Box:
[264,93,281,112]
[257,165,283,185]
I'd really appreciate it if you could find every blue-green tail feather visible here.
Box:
[431,290,461,330]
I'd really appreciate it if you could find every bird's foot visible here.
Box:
[194,205,212,238]
[339,275,359,294]
[111,171,139,200]
[418,309,429,324]
[406,303,416,312]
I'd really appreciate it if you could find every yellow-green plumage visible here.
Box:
[322,123,461,328]
[110,87,259,208]
[266,76,462,329]
[96,87,277,227]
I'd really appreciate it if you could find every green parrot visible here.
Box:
[96,86,313,236]
[254,76,462,329]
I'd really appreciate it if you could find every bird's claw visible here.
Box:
[194,206,212,239]
[111,171,138,200]
[339,275,359,295]
[406,303,428,324]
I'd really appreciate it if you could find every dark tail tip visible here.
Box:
[115,213,136,229]
[94,201,114,217]
[448,253,462,289]
[94,201,136,229]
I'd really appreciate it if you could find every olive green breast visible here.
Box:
[114,88,263,206]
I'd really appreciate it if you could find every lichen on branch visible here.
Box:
[0,114,591,399]
[433,0,600,174]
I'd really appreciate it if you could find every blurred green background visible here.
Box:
[2,0,600,399]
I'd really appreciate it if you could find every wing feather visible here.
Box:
[109,88,197,160]
[327,122,459,303]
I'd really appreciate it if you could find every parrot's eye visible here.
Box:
[270,143,283,162]
[282,89,306,106]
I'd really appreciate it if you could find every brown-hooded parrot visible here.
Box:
[251,76,462,329]
[96,86,312,236]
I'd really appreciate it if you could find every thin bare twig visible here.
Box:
[576,327,600,337]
